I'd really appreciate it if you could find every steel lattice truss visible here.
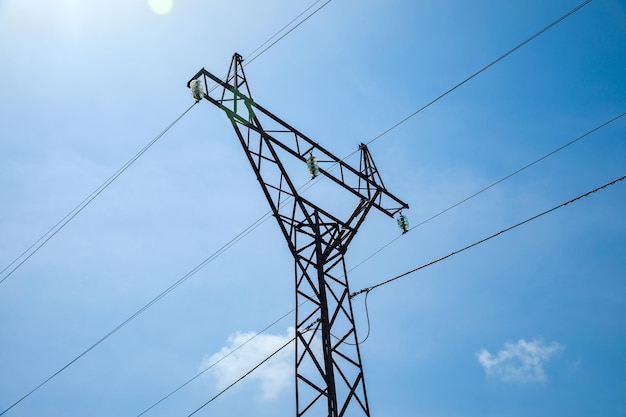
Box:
[188,53,408,417]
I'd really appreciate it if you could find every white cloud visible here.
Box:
[201,327,295,400]
[477,338,563,383]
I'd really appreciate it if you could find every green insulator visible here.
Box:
[397,214,409,233]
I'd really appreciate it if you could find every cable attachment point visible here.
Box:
[350,287,372,300]
[303,318,321,333]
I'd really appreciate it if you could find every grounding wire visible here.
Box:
[243,0,334,67]
[244,0,329,60]
[350,173,626,298]
[0,102,198,287]
[336,289,372,346]
[201,0,333,96]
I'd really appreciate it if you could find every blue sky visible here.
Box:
[1,0,625,416]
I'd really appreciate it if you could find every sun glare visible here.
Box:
[147,0,173,15]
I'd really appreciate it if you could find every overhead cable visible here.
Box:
[187,337,295,417]
[1,2,337,411]
[0,211,271,417]
[0,102,198,287]
[144,0,604,411]
[1,0,598,412]
[346,112,625,274]
[350,173,626,298]
[295,0,595,197]
[139,113,623,415]
[244,0,334,66]
[178,173,626,417]
[244,0,330,62]
[180,170,626,415]
[0,0,334,287]
[361,0,593,149]
[192,0,598,265]
[185,320,318,417]
[135,307,293,417]
[202,0,333,98]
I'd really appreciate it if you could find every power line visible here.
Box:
[0,102,198,287]
[244,0,329,61]
[201,0,333,98]
[200,0,334,97]
[0,0,333,287]
[187,336,295,417]
[135,99,623,417]
[0,0,594,287]
[346,112,625,274]
[297,0,595,194]
[185,320,318,417]
[1,1,599,413]
[1,4,338,413]
[152,1,602,412]
[136,108,622,413]
[137,295,332,416]
[0,211,271,417]
[134,114,625,414]
[244,0,334,66]
[135,308,294,417]
[180,172,626,416]
[222,115,626,364]
[195,0,599,267]
[350,173,626,298]
[361,0,593,149]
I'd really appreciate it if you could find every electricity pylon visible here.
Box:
[188,53,408,417]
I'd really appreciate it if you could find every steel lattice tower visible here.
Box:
[188,53,408,417]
